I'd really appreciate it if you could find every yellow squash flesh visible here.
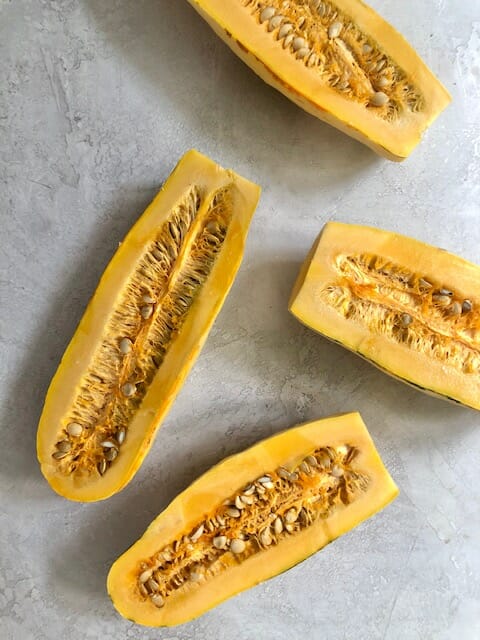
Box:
[187,0,450,160]
[107,413,398,626]
[37,150,261,502]
[290,222,480,410]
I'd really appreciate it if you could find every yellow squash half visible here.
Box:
[187,0,450,160]
[37,150,261,502]
[290,222,480,410]
[108,413,398,626]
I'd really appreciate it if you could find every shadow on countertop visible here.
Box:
[84,0,379,192]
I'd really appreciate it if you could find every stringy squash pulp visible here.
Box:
[290,222,480,409]
[187,0,451,160]
[107,413,398,626]
[37,150,261,502]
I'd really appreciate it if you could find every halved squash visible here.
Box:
[187,0,450,160]
[37,150,261,502]
[290,222,480,410]
[107,412,398,626]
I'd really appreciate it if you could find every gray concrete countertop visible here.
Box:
[1,1,479,639]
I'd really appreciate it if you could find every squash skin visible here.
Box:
[107,413,398,627]
[36,150,261,502]
[290,222,480,410]
[187,0,451,160]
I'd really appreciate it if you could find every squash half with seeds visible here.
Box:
[108,413,398,626]
[187,0,450,160]
[37,150,261,502]
[290,222,480,410]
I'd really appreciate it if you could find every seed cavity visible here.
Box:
[323,253,480,374]
[248,0,423,119]
[135,443,368,607]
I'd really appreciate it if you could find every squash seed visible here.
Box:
[371,91,389,107]
[449,301,462,316]
[142,294,155,304]
[139,569,153,583]
[101,440,116,449]
[140,304,154,320]
[235,495,245,510]
[268,15,284,31]
[400,313,412,327]
[296,47,310,59]
[226,507,241,518]
[462,300,473,313]
[432,294,452,307]
[230,539,246,554]
[116,428,126,445]
[292,36,306,51]
[328,21,342,39]
[278,23,293,39]
[273,516,283,535]
[66,422,83,437]
[98,459,107,475]
[147,578,160,592]
[119,337,133,355]
[52,450,68,460]
[190,524,204,542]
[57,440,71,453]
[285,508,297,524]
[213,536,227,550]
[151,594,165,608]
[121,382,136,397]
[105,448,118,462]
[259,528,273,546]
[331,465,344,478]
[260,7,276,23]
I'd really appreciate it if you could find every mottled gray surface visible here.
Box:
[1,1,479,638]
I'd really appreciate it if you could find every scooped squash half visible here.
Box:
[290,222,480,410]
[107,413,398,626]
[187,0,450,160]
[37,150,261,502]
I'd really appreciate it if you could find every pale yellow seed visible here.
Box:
[121,382,136,397]
[328,21,342,39]
[142,293,155,304]
[260,528,272,546]
[273,516,283,535]
[260,7,276,23]
[151,594,165,608]
[226,507,241,518]
[296,47,310,59]
[235,495,245,510]
[285,509,297,524]
[119,337,133,355]
[66,422,83,437]
[292,37,306,51]
[268,15,283,31]
[283,34,294,48]
[147,578,159,592]
[52,450,68,460]
[331,464,344,478]
[278,23,293,39]
[213,535,227,550]
[140,305,153,320]
[376,76,389,89]
[230,539,246,554]
[190,524,204,543]
[139,569,152,583]
[371,91,389,107]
